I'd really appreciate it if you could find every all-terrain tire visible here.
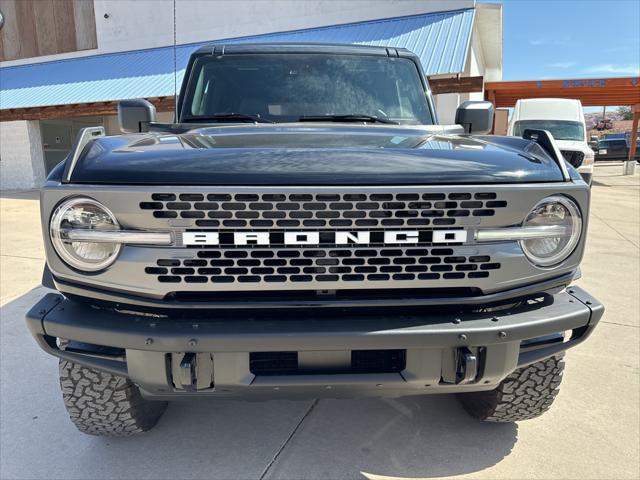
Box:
[458,355,565,422]
[59,360,167,436]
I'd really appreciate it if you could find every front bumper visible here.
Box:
[26,286,603,399]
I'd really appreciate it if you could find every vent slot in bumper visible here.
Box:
[249,350,406,376]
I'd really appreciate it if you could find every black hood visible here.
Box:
[67,125,564,185]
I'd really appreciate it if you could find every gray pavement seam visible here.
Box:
[601,320,640,329]
[258,399,319,480]
[0,254,45,261]
[590,210,640,249]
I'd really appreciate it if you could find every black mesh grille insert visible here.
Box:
[249,352,298,376]
[146,247,499,284]
[561,150,585,168]
[141,191,507,229]
[249,350,406,376]
[351,350,406,373]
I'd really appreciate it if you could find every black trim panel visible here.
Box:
[26,286,602,355]
[52,271,575,312]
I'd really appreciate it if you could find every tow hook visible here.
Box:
[456,347,478,384]
[179,352,198,392]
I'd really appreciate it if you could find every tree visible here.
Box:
[617,106,633,120]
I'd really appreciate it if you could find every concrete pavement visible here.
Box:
[1,164,638,480]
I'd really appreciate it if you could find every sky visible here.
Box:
[499,0,640,81]
[491,0,640,111]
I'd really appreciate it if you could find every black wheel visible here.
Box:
[59,360,167,436]
[458,355,564,422]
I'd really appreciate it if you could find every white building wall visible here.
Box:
[435,94,461,125]
[0,121,45,190]
[2,0,474,67]
[467,25,486,102]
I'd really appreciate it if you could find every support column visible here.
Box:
[624,104,639,175]
[485,89,496,133]
[0,120,46,190]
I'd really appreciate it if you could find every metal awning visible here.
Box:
[0,9,475,111]
[484,77,640,108]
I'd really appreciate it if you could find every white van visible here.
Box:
[508,98,594,183]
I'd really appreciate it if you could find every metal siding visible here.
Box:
[1,9,474,110]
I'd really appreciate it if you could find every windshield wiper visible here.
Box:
[184,113,275,124]
[297,114,399,125]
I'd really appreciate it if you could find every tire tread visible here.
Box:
[458,355,564,422]
[59,360,167,436]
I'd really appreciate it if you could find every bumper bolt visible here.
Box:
[188,339,197,347]
[145,338,153,345]
[453,318,461,324]
[586,300,593,305]
[458,334,467,341]
[491,316,499,322]
[499,331,507,339]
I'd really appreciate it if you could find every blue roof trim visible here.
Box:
[0,9,474,110]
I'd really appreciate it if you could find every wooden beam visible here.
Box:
[484,77,640,108]
[0,97,175,122]
[428,76,483,95]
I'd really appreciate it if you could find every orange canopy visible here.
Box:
[484,77,640,108]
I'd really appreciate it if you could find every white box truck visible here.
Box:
[508,98,594,183]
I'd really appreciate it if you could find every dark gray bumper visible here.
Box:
[26,286,603,399]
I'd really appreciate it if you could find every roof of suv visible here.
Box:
[191,42,417,58]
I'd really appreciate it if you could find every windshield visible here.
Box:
[182,54,433,125]
[513,120,585,141]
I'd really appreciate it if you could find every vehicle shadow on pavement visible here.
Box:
[1,289,516,480]
[261,395,517,479]
[79,394,517,479]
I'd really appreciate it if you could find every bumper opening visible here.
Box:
[249,349,407,376]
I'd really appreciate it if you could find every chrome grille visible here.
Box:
[140,192,508,229]
[145,247,501,284]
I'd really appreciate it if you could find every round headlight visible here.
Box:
[520,196,582,267]
[50,197,121,271]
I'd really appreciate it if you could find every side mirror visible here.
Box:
[117,99,157,133]
[455,101,494,134]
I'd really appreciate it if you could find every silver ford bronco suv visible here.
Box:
[27,44,603,436]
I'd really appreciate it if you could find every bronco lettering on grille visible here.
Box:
[182,230,468,246]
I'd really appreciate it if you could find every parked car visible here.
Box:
[596,138,640,161]
[595,118,613,131]
[507,98,594,183]
[26,43,602,436]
